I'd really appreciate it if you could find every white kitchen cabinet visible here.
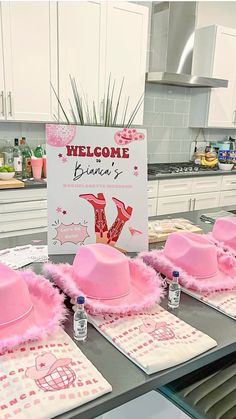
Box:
[0,7,5,121]
[192,192,220,210]
[191,176,222,193]
[221,174,236,190]
[148,174,235,217]
[105,2,148,125]
[0,188,47,238]
[58,1,148,125]
[157,195,191,216]
[190,25,236,128]
[220,190,236,206]
[0,1,57,122]
[58,1,106,122]
[158,178,192,197]
[147,181,158,198]
[148,198,157,217]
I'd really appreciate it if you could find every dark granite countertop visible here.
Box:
[1,206,236,418]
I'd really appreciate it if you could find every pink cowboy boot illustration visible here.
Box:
[79,193,108,242]
[107,197,133,246]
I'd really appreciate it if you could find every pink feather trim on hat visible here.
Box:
[208,232,236,257]
[44,258,164,315]
[139,249,236,293]
[0,269,67,353]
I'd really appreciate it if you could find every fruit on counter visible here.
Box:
[201,157,218,167]
[0,164,15,172]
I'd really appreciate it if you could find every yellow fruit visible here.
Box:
[201,157,218,166]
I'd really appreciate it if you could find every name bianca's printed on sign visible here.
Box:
[65,145,129,181]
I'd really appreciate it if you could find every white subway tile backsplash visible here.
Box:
[144,97,155,113]
[174,100,190,114]
[152,127,172,140]
[170,153,190,163]
[155,98,174,113]
[165,86,186,99]
[164,113,184,127]
[172,128,191,141]
[144,112,163,127]
[148,153,171,163]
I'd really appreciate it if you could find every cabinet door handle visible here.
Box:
[189,198,192,211]
[193,198,196,210]
[233,110,236,124]
[0,91,4,116]
[230,181,236,184]
[8,91,12,117]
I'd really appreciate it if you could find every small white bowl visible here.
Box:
[218,163,234,171]
[0,172,15,180]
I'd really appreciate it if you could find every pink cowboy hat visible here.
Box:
[208,217,236,256]
[0,263,66,352]
[44,243,163,314]
[26,353,72,380]
[139,232,236,292]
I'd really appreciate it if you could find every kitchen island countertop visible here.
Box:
[0,178,47,191]
[1,206,236,419]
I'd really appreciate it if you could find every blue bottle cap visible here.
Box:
[172,271,179,277]
[77,296,85,304]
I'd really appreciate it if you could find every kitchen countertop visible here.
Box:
[148,168,236,181]
[0,178,47,190]
[1,206,236,419]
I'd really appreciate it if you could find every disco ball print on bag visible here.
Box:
[26,352,76,392]
[139,319,175,341]
[46,124,76,147]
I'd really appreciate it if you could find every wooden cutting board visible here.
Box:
[149,220,203,243]
[0,179,25,189]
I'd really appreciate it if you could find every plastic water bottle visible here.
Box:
[168,271,181,309]
[73,296,88,342]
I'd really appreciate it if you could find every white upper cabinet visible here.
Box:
[190,25,236,128]
[1,1,57,122]
[58,1,106,123]
[105,2,148,125]
[0,6,5,121]
[57,1,148,125]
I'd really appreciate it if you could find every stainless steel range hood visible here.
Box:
[146,2,228,88]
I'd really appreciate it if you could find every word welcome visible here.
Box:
[66,145,129,159]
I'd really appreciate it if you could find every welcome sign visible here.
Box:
[46,124,148,254]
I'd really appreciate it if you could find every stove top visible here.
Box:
[148,162,219,176]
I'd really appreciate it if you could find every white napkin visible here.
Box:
[89,305,217,375]
[0,328,112,419]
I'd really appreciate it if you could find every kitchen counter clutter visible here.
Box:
[1,206,236,418]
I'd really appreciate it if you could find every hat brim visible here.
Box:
[139,249,236,292]
[43,258,163,314]
[26,358,72,380]
[0,270,66,352]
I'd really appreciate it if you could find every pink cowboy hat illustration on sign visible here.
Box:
[26,352,76,392]
[114,128,144,145]
[46,124,76,147]
[139,319,175,341]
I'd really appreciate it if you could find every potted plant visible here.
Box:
[218,158,234,171]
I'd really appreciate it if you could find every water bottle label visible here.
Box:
[14,157,22,171]
[168,289,180,306]
[74,319,87,338]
